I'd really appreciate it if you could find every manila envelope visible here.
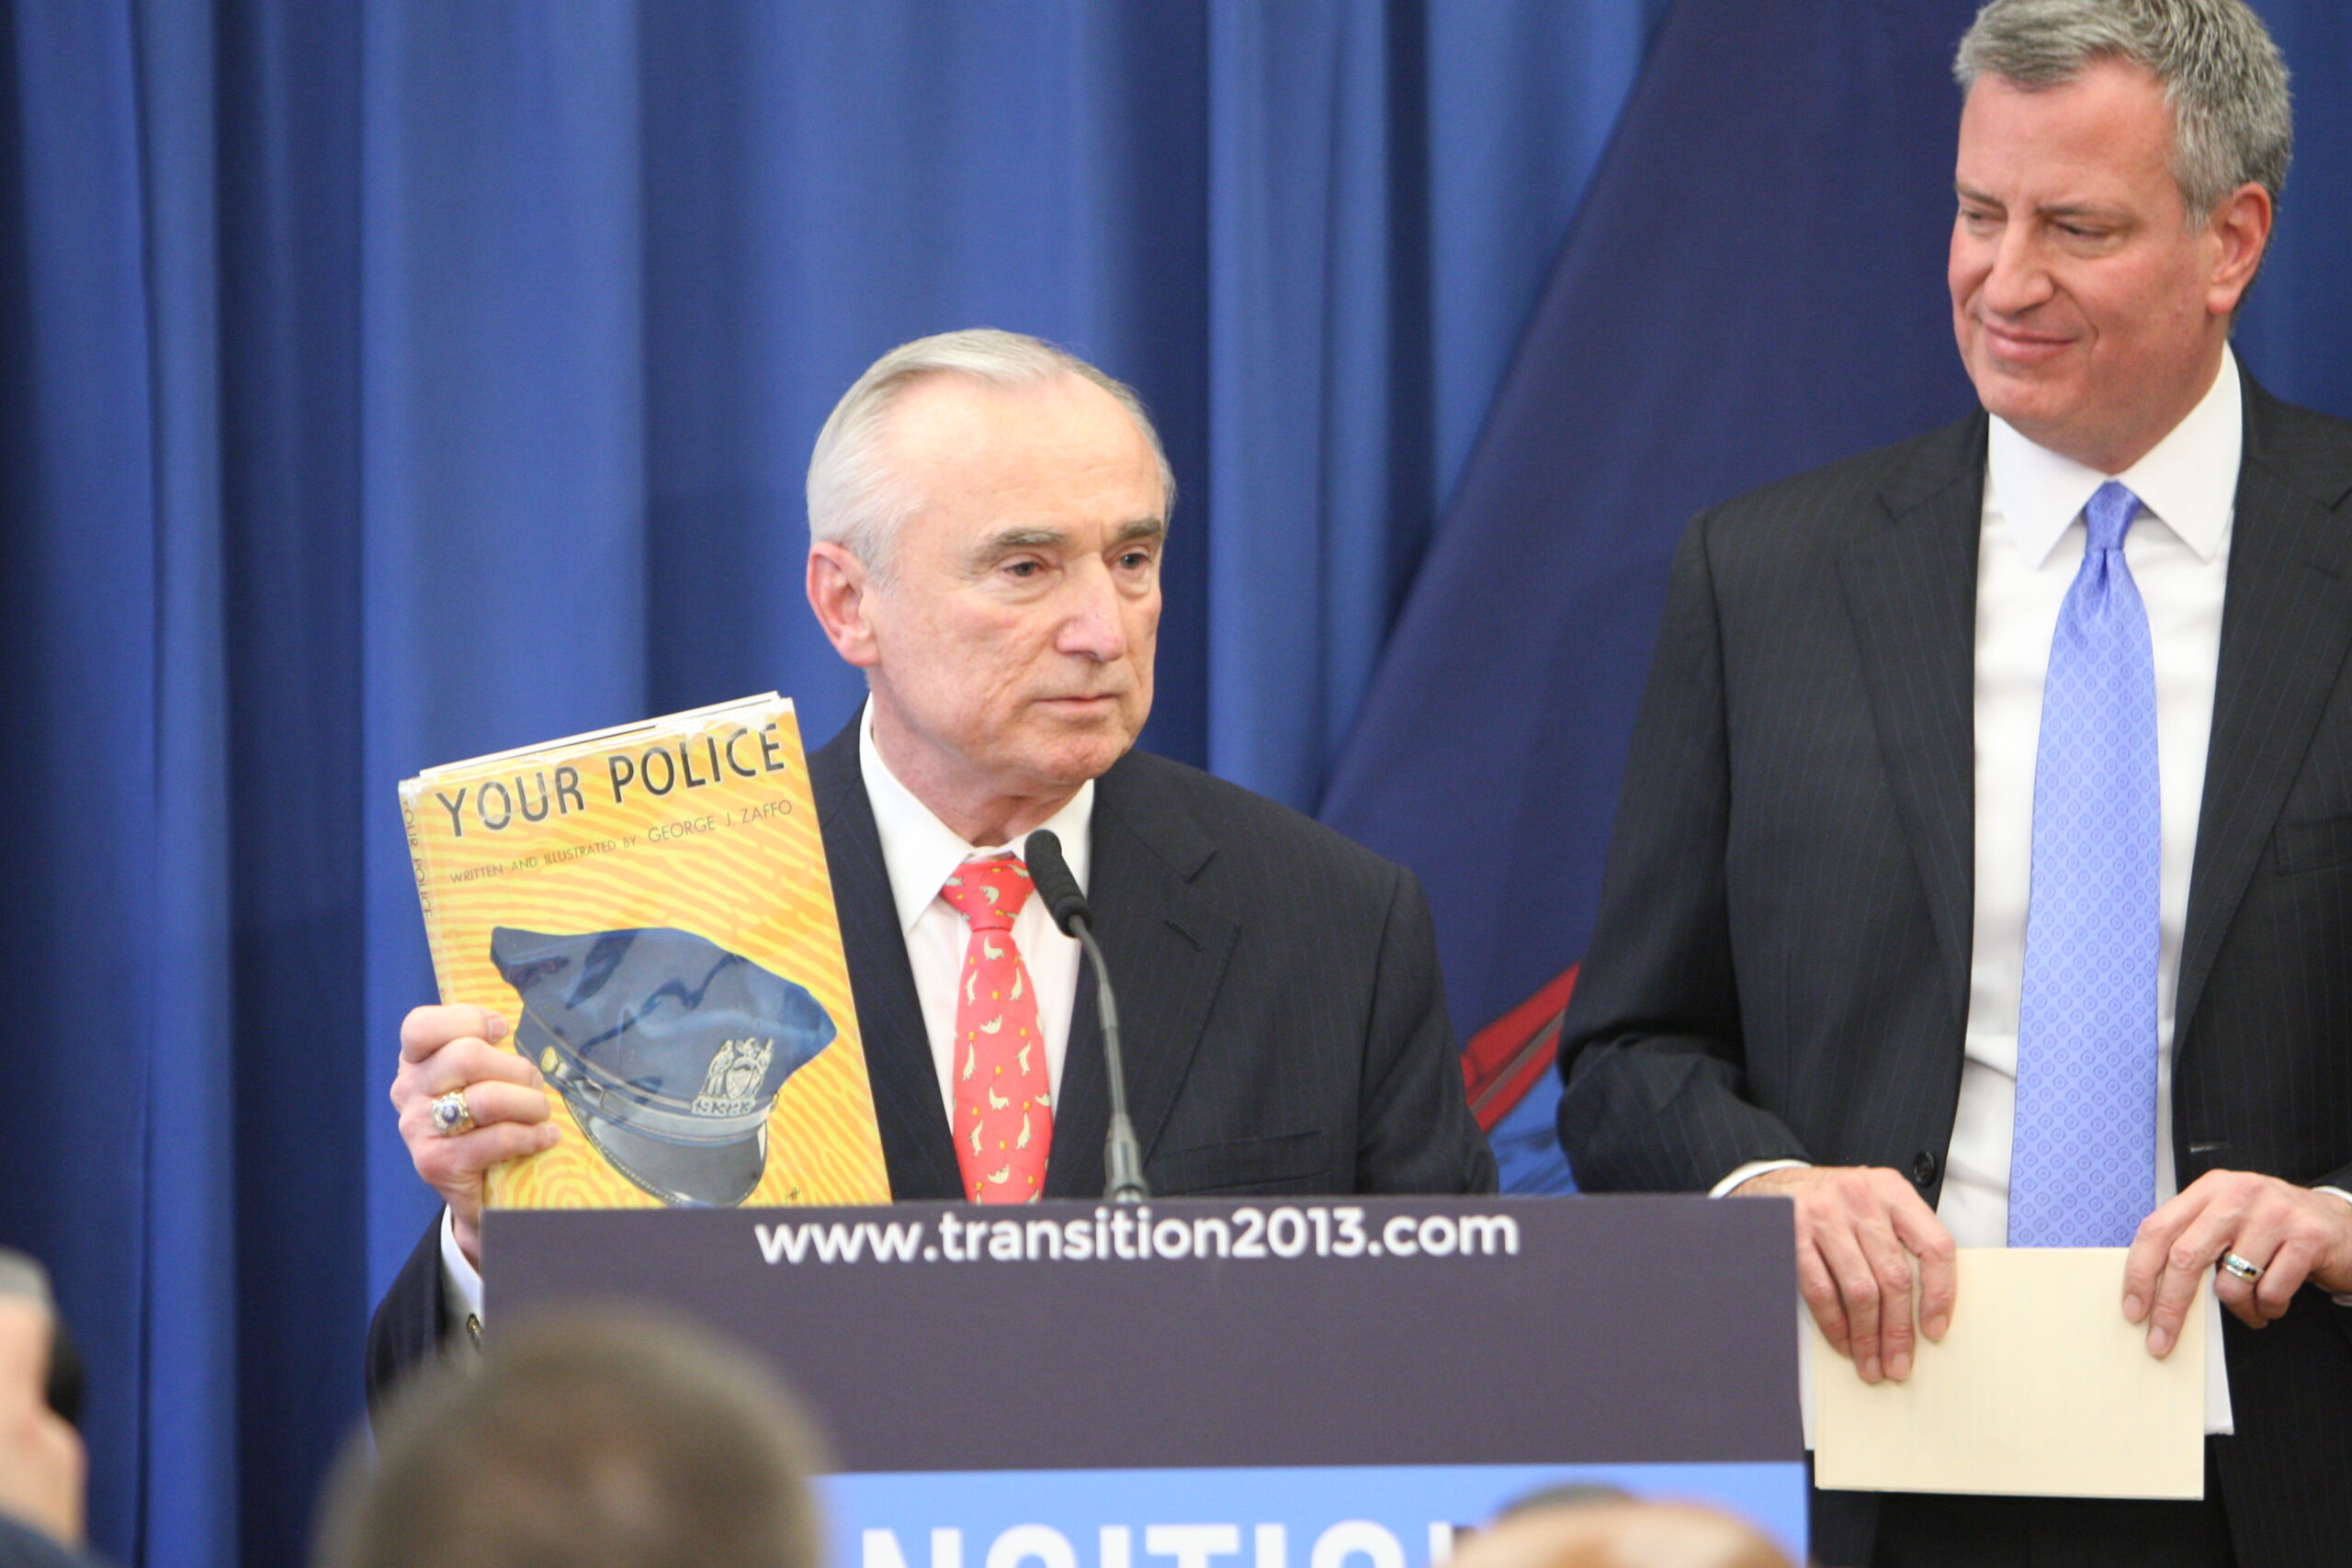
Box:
[1809,1247,2206,1499]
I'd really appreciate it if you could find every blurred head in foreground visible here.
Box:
[1452,1498,1792,1568]
[0,1247,89,1555]
[317,1307,824,1568]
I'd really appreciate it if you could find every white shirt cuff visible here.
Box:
[439,1206,486,1344]
[2317,1187,2352,1307]
[1711,1158,1811,1197]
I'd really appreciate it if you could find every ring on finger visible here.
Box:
[2220,1250,2263,1284]
[429,1089,476,1137]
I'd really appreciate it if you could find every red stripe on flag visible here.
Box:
[1459,963,1579,1132]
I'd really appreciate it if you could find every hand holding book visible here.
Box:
[389,1004,559,1268]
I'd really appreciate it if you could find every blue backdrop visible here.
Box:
[1,3,2346,1565]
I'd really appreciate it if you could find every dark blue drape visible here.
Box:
[0,3,1659,1563]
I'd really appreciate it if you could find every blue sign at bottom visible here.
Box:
[827,1462,1806,1568]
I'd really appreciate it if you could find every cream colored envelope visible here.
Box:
[1809,1247,2206,1499]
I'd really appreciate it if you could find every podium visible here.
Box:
[487,1194,1804,1563]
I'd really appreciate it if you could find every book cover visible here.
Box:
[400,694,891,1210]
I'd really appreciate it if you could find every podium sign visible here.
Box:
[487,1194,1804,1562]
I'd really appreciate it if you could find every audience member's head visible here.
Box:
[0,1247,86,1551]
[1491,1482,1637,1519]
[315,1306,825,1568]
[1450,1496,1792,1568]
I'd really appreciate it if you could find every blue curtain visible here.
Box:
[0,3,1659,1563]
[1325,0,1990,1186]
[8,2,2348,1562]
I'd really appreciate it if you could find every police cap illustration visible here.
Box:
[491,926,838,1205]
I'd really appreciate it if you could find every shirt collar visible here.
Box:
[1986,343,2241,569]
[857,701,1094,936]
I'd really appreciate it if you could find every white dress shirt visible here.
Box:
[440,703,1094,1329]
[1942,352,2240,1252]
[1954,348,2240,1430]
[856,701,1091,1120]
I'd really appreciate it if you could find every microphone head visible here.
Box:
[1023,829,1091,934]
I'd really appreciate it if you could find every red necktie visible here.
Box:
[938,854,1053,1201]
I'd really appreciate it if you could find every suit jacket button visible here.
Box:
[1910,1149,1939,1188]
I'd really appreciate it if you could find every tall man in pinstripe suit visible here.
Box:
[1558,3,2352,1564]
[369,330,1495,1407]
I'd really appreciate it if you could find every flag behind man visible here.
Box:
[1321,0,1979,1186]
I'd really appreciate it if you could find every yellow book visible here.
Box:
[400,694,890,1210]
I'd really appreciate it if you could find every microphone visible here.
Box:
[1027,828,1092,933]
[1025,829,1149,1203]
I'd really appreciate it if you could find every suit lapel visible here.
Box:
[1042,754,1238,1199]
[808,716,964,1201]
[2176,381,2352,1052]
[1839,415,1986,1025]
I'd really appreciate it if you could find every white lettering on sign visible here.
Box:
[865,1529,964,1568]
[987,1525,1080,1568]
[1309,1522,1405,1568]
[866,1521,1450,1568]
[760,1207,1517,1268]
[1147,1524,1240,1568]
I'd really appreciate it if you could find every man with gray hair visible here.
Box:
[1559,1,2351,1562]
[368,329,1495,1401]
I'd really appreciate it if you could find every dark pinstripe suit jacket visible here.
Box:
[1556,373,2352,1567]
[368,716,1494,1411]
[810,716,1497,1204]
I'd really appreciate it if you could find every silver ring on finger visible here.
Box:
[2220,1250,2263,1283]
[429,1089,477,1137]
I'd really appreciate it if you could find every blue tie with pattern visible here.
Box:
[2009,479,2161,1248]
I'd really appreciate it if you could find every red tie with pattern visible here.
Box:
[939,854,1053,1201]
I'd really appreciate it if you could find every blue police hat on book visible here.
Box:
[491,926,837,1206]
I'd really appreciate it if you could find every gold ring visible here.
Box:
[429,1089,476,1137]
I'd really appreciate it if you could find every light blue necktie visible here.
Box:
[2009,479,2161,1248]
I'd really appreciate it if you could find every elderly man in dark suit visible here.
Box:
[1557,3,2352,1565]
[369,329,1495,1404]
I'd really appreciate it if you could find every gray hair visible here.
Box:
[0,1248,54,1309]
[1954,0,2291,221]
[807,328,1176,577]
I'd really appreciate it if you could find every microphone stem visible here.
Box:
[1069,915,1148,1202]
